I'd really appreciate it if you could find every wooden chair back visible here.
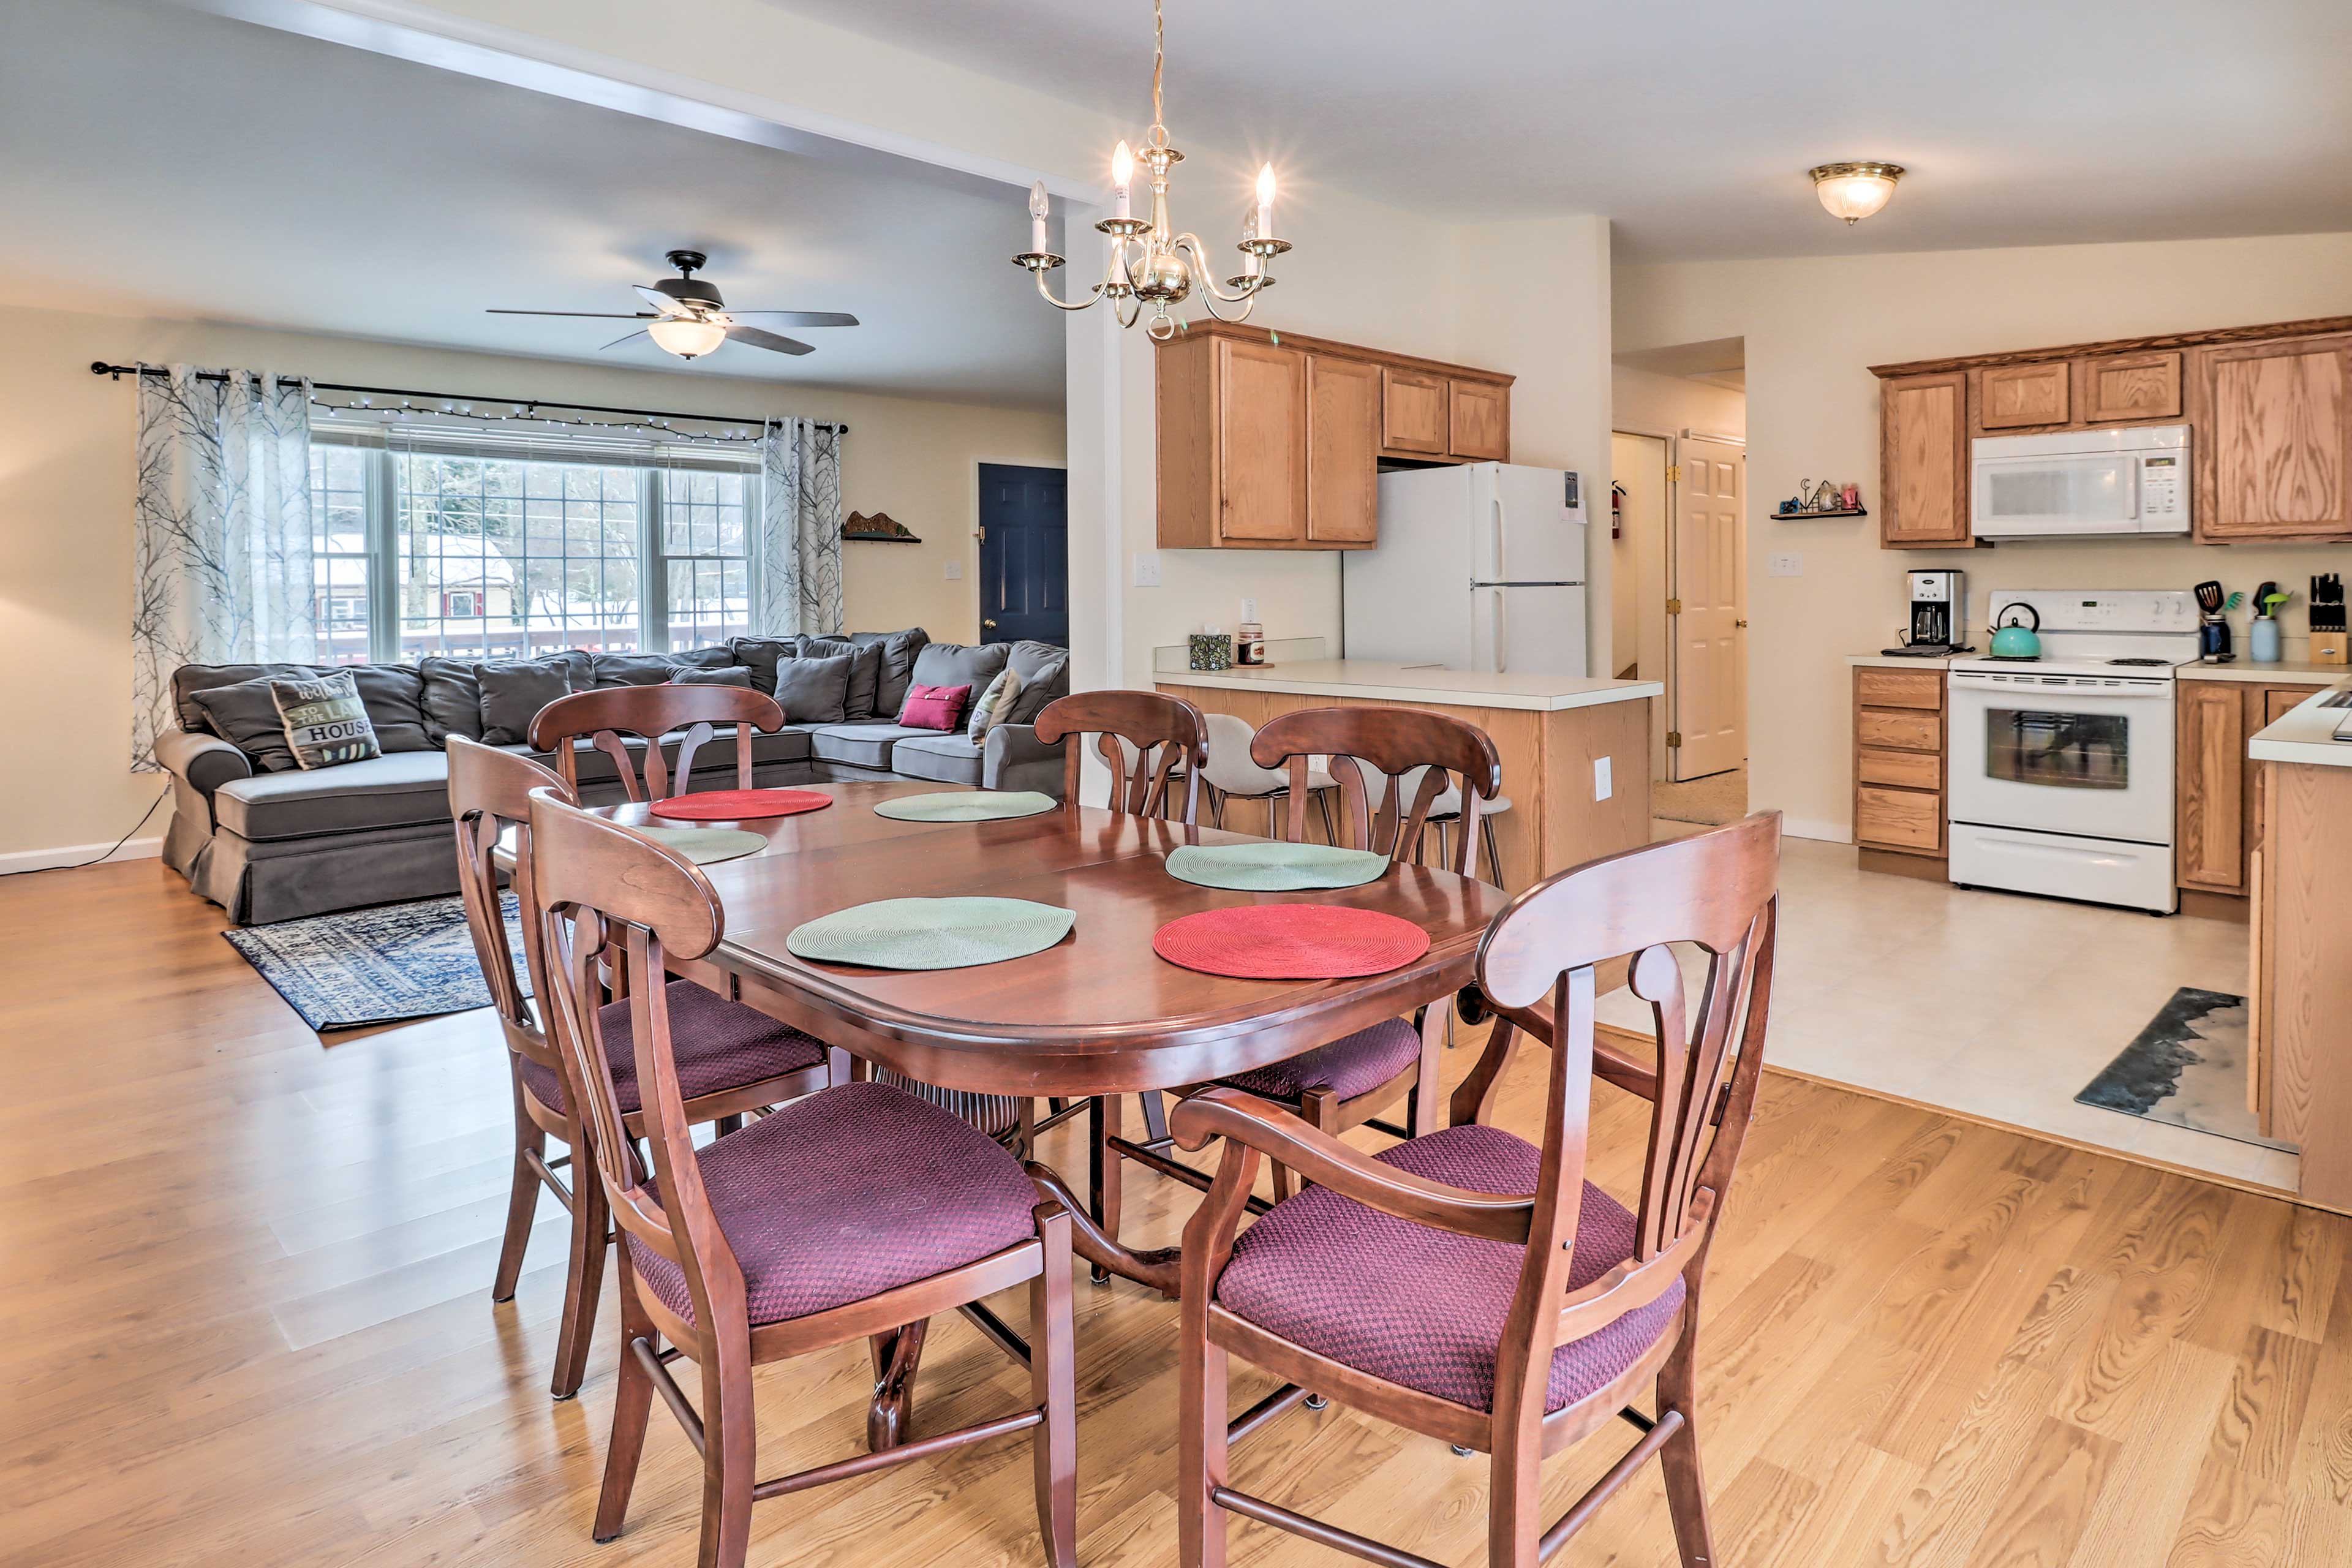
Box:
[1033,690,1208,823]
[447,736,573,1077]
[526,683,785,803]
[526,787,745,1335]
[1251,706,1502,875]
[1474,811,1781,1426]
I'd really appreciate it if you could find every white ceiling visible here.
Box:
[0,0,1065,407]
[769,0,2352,261]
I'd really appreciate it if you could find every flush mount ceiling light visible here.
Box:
[1808,161,1905,225]
[1014,0,1291,341]
[645,314,729,359]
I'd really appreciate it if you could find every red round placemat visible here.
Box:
[649,788,835,821]
[1152,903,1431,980]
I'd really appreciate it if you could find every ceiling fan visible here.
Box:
[487,249,859,360]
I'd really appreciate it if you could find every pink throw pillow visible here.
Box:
[898,682,972,731]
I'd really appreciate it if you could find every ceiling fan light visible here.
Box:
[647,315,728,358]
[1809,161,1904,225]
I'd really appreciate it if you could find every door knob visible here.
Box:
[1735,619,1749,628]
[983,618,999,630]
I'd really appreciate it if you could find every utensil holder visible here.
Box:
[2312,631,2348,665]
[2250,617,2282,663]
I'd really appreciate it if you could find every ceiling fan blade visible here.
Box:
[487,309,660,319]
[598,329,651,352]
[725,311,861,328]
[635,285,692,316]
[725,325,815,356]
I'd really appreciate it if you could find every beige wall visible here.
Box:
[1612,364,1747,442]
[1616,231,2352,842]
[0,301,1061,864]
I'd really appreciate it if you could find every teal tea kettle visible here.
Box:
[1990,601,2042,660]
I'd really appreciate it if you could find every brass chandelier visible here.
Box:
[1014,0,1289,341]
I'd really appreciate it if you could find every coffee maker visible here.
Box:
[1892,569,1966,655]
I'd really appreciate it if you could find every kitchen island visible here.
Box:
[2247,677,2352,1209]
[1153,651,1660,891]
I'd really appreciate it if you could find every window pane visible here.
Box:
[658,466,753,648]
[309,447,373,665]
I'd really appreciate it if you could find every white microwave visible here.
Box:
[1972,423,2190,538]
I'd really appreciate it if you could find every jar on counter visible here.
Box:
[1237,598,1267,666]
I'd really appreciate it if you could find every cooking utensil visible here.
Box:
[1989,602,2043,660]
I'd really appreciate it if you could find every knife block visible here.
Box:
[2313,631,2348,666]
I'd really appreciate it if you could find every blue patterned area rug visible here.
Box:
[2075,987,2293,1152]
[223,893,529,1033]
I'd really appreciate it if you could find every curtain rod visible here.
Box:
[86,362,846,433]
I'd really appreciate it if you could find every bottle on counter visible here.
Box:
[1237,598,1267,666]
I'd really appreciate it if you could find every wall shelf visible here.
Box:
[1773,506,1869,519]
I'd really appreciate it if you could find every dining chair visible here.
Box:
[1169,811,1781,1568]
[526,682,785,802]
[1194,711,1339,843]
[1031,688,1210,1279]
[447,736,832,1401]
[526,790,1079,1568]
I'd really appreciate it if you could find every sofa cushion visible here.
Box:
[809,722,923,771]
[476,654,583,745]
[213,750,456,841]
[854,629,929,718]
[728,637,797,697]
[189,676,308,774]
[591,647,731,688]
[270,670,383,770]
[175,662,432,755]
[798,636,884,718]
[418,656,486,744]
[1002,641,1071,724]
[888,731,986,786]
[910,639,1011,696]
[775,650,855,723]
[674,664,753,688]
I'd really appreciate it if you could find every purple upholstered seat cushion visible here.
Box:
[1215,1123,1684,1414]
[1218,1017,1422,1102]
[518,979,827,1117]
[627,1080,1042,1326]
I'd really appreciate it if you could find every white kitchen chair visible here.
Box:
[1194,712,1340,841]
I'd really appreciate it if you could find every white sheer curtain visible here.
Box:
[753,418,844,638]
[132,364,315,767]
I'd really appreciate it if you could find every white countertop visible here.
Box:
[2250,679,2352,767]
[1157,659,1661,713]
[2179,660,2349,685]
[1847,652,1959,670]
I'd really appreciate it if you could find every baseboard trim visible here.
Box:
[1777,815,1851,845]
[0,836,165,876]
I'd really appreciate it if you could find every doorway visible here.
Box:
[977,462,1068,646]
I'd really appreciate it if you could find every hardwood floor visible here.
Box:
[4,861,2348,1566]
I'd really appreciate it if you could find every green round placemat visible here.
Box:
[785,897,1076,970]
[628,826,767,866]
[1164,841,1392,891]
[873,790,1060,823]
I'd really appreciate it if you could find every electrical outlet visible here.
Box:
[1768,552,1803,577]
[943,560,963,581]
[1133,552,1162,587]
[1593,756,1613,801]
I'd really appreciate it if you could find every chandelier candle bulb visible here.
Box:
[1028,181,1050,255]
[1112,141,1135,221]
[1255,162,1276,237]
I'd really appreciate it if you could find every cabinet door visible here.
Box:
[1448,379,1510,460]
[1216,339,1308,543]
[1880,372,1970,546]
[1305,355,1379,545]
[1977,361,2071,430]
[1381,368,1448,454]
[2195,335,2352,541]
[2175,682,2246,891]
[2081,350,2182,423]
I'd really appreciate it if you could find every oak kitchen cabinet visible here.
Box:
[2174,677,2337,899]
[1871,315,2352,550]
[1852,666,1947,857]
[1156,320,1512,550]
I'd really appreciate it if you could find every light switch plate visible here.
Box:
[1133,552,1163,587]
[943,560,963,580]
[1594,756,1613,801]
[1768,552,1803,577]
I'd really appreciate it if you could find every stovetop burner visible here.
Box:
[2106,657,2176,667]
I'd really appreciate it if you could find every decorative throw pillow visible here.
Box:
[673,665,754,688]
[189,675,309,772]
[775,651,855,723]
[968,666,1023,743]
[475,654,580,746]
[417,656,488,744]
[727,637,797,697]
[1003,645,1069,725]
[898,682,973,732]
[268,670,382,769]
[593,649,731,688]
[798,636,885,718]
[854,628,930,718]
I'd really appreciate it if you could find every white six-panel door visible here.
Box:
[1672,439,1746,780]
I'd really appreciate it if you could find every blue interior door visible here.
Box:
[978,463,1068,646]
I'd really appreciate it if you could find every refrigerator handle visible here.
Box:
[1490,494,1506,584]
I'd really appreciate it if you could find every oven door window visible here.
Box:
[1985,707,2129,790]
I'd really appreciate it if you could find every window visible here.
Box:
[309,425,758,665]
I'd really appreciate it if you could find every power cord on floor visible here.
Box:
[1,787,171,877]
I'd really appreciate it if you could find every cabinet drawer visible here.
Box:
[1855,668,1944,711]
[1857,706,1941,753]
[1856,786,1943,851]
[1858,747,1941,791]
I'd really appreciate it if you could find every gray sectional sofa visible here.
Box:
[157,630,1070,924]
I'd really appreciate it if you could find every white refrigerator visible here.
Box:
[1342,462,1588,675]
